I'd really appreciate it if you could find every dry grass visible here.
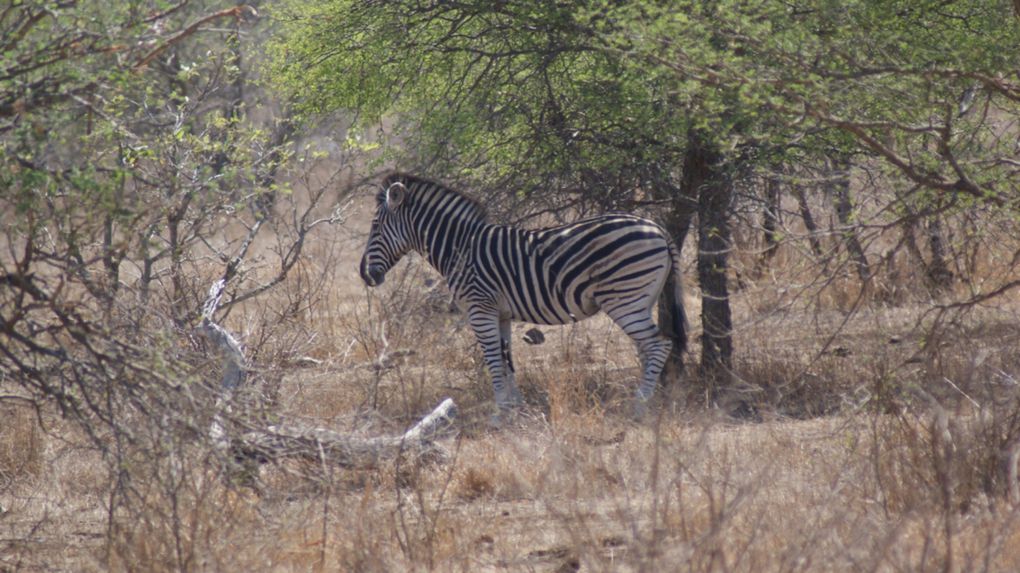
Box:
[4,193,1020,572]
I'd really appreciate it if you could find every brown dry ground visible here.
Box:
[3,194,1020,572]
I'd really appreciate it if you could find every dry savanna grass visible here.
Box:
[3,190,1020,572]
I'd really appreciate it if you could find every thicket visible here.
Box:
[2,1,1020,570]
[268,0,1020,384]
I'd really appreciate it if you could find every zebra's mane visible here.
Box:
[381,172,489,222]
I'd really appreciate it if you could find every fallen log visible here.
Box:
[234,398,458,467]
[198,279,457,467]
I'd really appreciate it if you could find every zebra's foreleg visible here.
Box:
[499,316,524,407]
[468,309,518,414]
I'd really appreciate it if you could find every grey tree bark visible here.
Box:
[683,131,734,381]
[830,159,870,283]
[761,172,782,265]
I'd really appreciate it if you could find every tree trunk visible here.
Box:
[792,184,825,261]
[830,160,869,283]
[926,216,953,290]
[759,171,782,270]
[651,164,695,378]
[683,131,734,381]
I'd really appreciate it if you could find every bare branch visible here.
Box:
[133,5,257,70]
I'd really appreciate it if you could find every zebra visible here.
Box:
[359,172,687,418]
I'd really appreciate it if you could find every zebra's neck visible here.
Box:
[404,187,488,284]
[417,218,485,281]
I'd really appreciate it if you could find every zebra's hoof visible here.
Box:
[489,404,524,428]
[509,389,525,408]
[488,413,505,428]
[489,412,516,429]
[496,388,525,410]
[631,398,656,421]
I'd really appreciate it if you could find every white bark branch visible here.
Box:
[236,398,458,467]
[198,279,457,465]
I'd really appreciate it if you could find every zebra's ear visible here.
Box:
[385,182,407,210]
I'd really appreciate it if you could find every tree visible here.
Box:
[268,0,736,380]
[267,0,1020,395]
[1,3,354,560]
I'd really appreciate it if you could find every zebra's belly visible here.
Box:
[509,308,599,326]
[504,290,599,326]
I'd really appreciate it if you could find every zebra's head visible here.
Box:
[359,180,412,287]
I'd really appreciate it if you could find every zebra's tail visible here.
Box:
[665,241,688,359]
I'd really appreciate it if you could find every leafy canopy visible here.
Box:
[267,0,1020,205]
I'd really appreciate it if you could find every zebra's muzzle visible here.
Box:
[360,261,387,287]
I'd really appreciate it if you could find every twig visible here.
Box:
[941,377,980,410]
[133,5,257,70]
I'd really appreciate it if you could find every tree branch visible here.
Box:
[133,5,256,70]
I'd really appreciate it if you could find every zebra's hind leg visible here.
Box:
[600,298,672,418]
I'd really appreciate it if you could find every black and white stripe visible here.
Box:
[359,173,687,415]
